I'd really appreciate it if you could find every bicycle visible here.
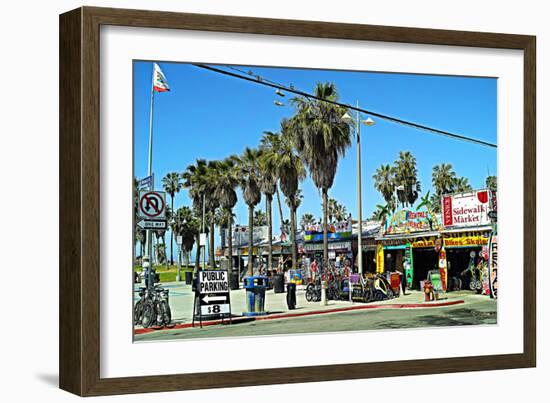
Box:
[133,285,171,328]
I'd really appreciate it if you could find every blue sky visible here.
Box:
[133,61,496,258]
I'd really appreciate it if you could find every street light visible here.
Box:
[342,103,375,280]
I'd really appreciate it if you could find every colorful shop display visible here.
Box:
[304,217,352,242]
[403,244,414,288]
[376,243,384,274]
[385,209,434,234]
[438,247,448,291]
[443,235,489,248]
[489,234,498,299]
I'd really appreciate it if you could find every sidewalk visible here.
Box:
[134,281,472,334]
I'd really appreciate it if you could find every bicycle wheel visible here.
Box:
[159,300,171,326]
[305,289,314,302]
[141,301,155,328]
[133,301,143,325]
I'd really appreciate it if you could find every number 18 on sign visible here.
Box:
[198,271,231,316]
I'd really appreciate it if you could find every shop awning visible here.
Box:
[440,226,492,234]
[375,231,440,242]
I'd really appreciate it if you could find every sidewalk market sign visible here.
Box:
[442,189,493,228]
[304,218,352,242]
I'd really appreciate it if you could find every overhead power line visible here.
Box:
[193,63,497,149]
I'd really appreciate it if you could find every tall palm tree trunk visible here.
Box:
[170,196,174,265]
[194,233,201,274]
[209,219,215,269]
[322,189,329,270]
[248,206,254,276]
[290,203,297,269]
[227,213,233,275]
[276,187,285,230]
[266,196,273,274]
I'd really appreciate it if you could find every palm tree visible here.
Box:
[373,204,390,231]
[263,119,306,269]
[300,213,316,230]
[373,164,397,212]
[486,175,497,191]
[432,163,457,196]
[235,147,262,275]
[182,159,209,272]
[204,161,222,269]
[253,210,267,226]
[454,176,473,193]
[416,191,439,230]
[327,197,347,223]
[291,82,352,265]
[257,153,278,274]
[171,206,200,276]
[393,151,421,208]
[162,172,183,266]
[212,157,239,274]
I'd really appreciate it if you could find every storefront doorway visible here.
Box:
[412,248,438,289]
[446,247,482,290]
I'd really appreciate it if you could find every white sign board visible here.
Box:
[199,233,207,246]
[138,190,166,220]
[197,270,231,317]
[176,235,183,245]
[442,189,492,228]
[198,271,229,294]
[200,303,230,316]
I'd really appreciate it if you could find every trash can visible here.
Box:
[185,271,193,285]
[286,282,296,310]
[243,276,268,316]
[272,273,285,293]
[229,271,240,290]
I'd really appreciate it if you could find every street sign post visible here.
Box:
[138,174,154,190]
[137,219,167,230]
[138,190,166,220]
[192,270,232,327]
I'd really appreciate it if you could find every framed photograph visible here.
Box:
[59,6,536,396]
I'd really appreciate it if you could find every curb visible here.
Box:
[134,299,465,335]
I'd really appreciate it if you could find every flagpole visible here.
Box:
[146,63,156,289]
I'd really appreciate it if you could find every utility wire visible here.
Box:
[193,63,497,149]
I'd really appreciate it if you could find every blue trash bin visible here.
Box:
[243,276,268,316]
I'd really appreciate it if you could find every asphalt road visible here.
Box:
[134,298,497,342]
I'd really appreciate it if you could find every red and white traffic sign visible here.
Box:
[138,191,166,220]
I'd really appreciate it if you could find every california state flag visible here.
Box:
[153,63,170,92]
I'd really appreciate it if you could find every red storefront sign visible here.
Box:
[441,190,491,228]
[443,196,453,226]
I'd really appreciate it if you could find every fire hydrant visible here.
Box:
[424,281,434,302]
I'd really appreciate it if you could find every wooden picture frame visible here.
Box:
[59,6,536,396]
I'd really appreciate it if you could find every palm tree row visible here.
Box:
[132,82,352,276]
[372,156,494,217]
[171,82,352,275]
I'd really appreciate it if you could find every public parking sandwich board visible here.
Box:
[197,270,231,317]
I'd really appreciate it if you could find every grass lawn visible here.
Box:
[134,264,194,283]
